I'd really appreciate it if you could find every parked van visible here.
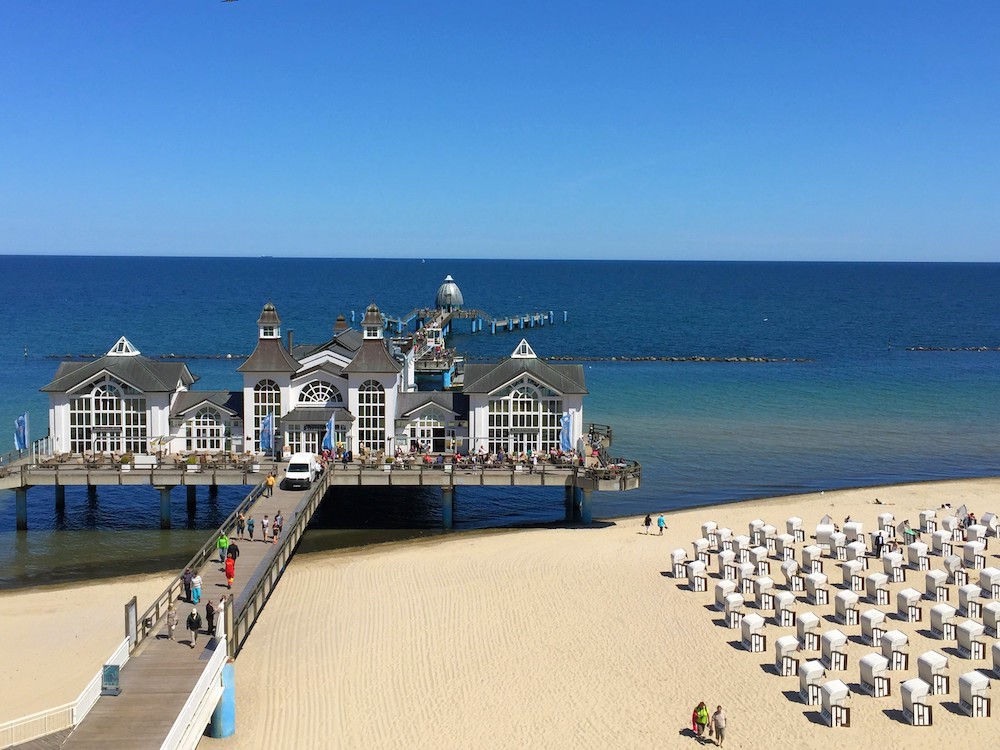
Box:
[283,452,320,490]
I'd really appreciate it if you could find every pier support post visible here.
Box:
[564,486,575,523]
[54,485,66,513]
[573,487,583,523]
[580,489,593,525]
[158,486,174,529]
[209,484,219,499]
[186,485,197,505]
[15,488,28,530]
[210,661,236,738]
[491,321,496,334]
[441,487,454,530]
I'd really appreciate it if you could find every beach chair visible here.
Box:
[806,572,829,606]
[724,593,745,629]
[964,541,987,570]
[859,653,891,697]
[732,534,752,563]
[717,549,737,581]
[715,579,736,611]
[749,518,765,546]
[830,532,847,561]
[944,555,967,586]
[799,659,826,705]
[750,545,770,576]
[736,562,756,595]
[959,671,992,717]
[967,524,989,548]
[754,575,775,611]
[993,642,1000,678]
[978,568,1000,600]
[775,533,796,562]
[980,512,999,539]
[907,541,929,571]
[941,515,962,542]
[762,524,777,553]
[718,527,733,551]
[882,551,905,583]
[815,523,836,551]
[775,635,799,676]
[774,590,796,627]
[959,584,983,619]
[840,559,864,592]
[787,516,805,543]
[897,588,922,623]
[957,620,986,660]
[843,521,864,544]
[901,678,933,725]
[930,604,958,641]
[671,548,687,578]
[984,601,1000,637]
[845,541,868,570]
[881,629,909,670]
[918,650,950,695]
[835,590,859,626]
[701,521,718,549]
[692,537,710,565]
[861,609,887,647]
[920,509,937,534]
[820,680,851,727]
[780,559,803,592]
[865,573,889,606]
[931,529,952,558]
[802,545,823,575]
[878,512,895,534]
[821,629,848,671]
[686,560,708,593]
[925,569,948,603]
[798,612,821,651]
[741,612,767,653]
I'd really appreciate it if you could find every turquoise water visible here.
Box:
[1,258,999,587]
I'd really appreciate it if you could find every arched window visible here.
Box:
[357,380,385,452]
[254,380,281,451]
[408,411,446,453]
[487,377,562,454]
[69,376,147,454]
[299,380,342,405]
[187,407,223,451]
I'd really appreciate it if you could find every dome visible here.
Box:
[435,275,464,310]
[256,302,281,327]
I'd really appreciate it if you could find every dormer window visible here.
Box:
[262,326,276,338]
[511,339,536,359]
[365,326,379,339]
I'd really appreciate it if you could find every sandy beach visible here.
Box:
[5,479,1000,747]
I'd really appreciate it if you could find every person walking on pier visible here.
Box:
[261,515,270,542]
[247,515,255,541]
[206,599,216,634]
[186,608,202,649]
[273,511,284,544]
[225,553,235,589]
[236,512,246,540]
[181,567,194,602]
[265,471,276,497]
[165,603,178,641]
[191,572,203,604]
[215,596,226,637]
[217,532,229,564]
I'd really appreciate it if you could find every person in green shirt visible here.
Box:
[217,532,229,563]
[692,701,709,738]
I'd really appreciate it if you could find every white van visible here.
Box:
[283,452,320,490]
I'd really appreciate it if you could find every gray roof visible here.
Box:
[293,328,363,363]
[170,391,243,419]
[342,340,403,374]
[237,339,300,374]
[281,406,355,424]
[462,358,587,396]
[396,391,462,418]
[41,356,196,394]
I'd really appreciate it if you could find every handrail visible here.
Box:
[73,637,130,724]
[159,638,228,750]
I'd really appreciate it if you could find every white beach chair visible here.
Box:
[859,608,886,647]
[959,671,992,717]
[775,533,796,562]
[798,611,821,651]
[692,537,710,565]
[918,650,949,695]
[941,515,962,542]
[978,568,1000,600]
[980,512,999,538]
[670,548,687,578]
[964,541,986,570]
[959,584,983,619]
[840,559,864,592]
[750,545,770,576]
[931,529,952,558]
[799,660,825,705]
[762,524,777,553]
[830,532,847,561]
[754,576,775,611]
[718,527,733,551]
[774,590,796,627]
[780,559,803,592]
[775,634,799,676]
[741,612,767,653]
[881,629,909,670]
[821,629,848,671]
[897,588,922,623]
[943,555,967,586]
[993,642,1000,679]
[816,523,836,551]
[920,509,937,534]
[845,541,868,570]
[907,541,929,571]
[802,545,823,574]
[820,679,851,727]
[925,569,948,603]
[878,512,895,534]
[686,560,708,593]
[859,653,890,698]
[844,521,864,544]
[983,601,1000,638]
[882,551,905,583]
[724,593,745,629]
[749,518,765,546]
[930,604,958,641]
[787,516,805,543]
[732,534,752,563]
[967,524,989,547]
[957,620,986,660]
[901,678,932,725]
[701,521,718,548]
[835,590,859,626]
[865,572,889,606]
[717,549,737,581]
[806,572,829,606]
[715,579,736,611]
[736,561,756,595]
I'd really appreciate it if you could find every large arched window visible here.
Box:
[299,380,343,405]
[254,380,281,451]
[69,376,147,454]
[487,377,562,454]
[187,407,223,451]
[357,380,385,452]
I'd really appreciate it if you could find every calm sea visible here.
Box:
[1,257,999,588]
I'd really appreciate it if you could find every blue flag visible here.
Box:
[14,412,28,451]
[559,413,571,452]
[259,412,273,453]
[321,414,335,451]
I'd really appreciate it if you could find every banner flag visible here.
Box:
[559,413,572,452]
[14,412,28,451]
[321,415,335,452]
[259,412,274,453]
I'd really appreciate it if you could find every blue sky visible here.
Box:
[2,2,998,261]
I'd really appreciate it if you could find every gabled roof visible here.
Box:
[41,355,196,394]
[237,339,300,374]
[462,358,587,396]
[170,391,243,419]
[281,406,355,424]
[342,340,403,374]
[292,361,347,381]
[396,391,465,418]
[293,328,363,363]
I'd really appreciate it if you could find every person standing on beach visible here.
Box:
[191,572,203,604]
[165,603,178,641]
[657,514,667,535]
[247,515,255,541]
[217,532,229,564]
[181,567,193,602]
[186,608,202,649]
[236,512,246,540]
[643,514,652,534]
[709,705,726,746]
[692,701,709,738]
[225,553,235,589]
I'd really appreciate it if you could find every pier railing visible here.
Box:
[160,637,229,750]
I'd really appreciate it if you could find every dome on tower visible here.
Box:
[434,275,464,311]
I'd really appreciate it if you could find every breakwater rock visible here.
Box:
[906,346,1000,352]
